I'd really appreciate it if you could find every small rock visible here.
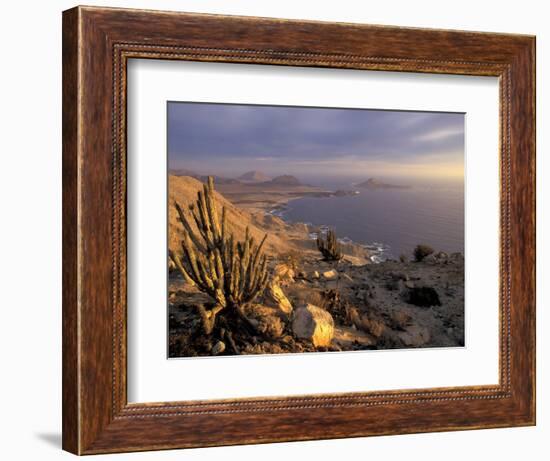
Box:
[341,273,354,283]
[404,280,415,289]
[322,269,338,280]
[292,304,335,347]
[312,271,320,279]
[211,341,226,355]
[281,335,294,345]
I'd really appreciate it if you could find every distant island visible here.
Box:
[169,169,303,187]
[169,170,409,192]
[268,175,301,186]
[357,178,411,190]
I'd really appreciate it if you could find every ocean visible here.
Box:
[280,179,464,261]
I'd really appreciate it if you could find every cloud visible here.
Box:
[414,127,464,142]
[167,102,464,179]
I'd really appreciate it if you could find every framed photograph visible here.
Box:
[62,6,535,455]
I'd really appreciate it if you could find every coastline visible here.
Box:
[266,193,393,263]
[214,182,376,264]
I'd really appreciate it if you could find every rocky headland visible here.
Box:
[357,178,411,190]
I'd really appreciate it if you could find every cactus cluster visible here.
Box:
[316,229,343,261]
[170,176,270,334]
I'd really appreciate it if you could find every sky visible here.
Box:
[167,102,464,183]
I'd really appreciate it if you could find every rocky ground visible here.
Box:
[168,250,464,357]
[168,174,464,358]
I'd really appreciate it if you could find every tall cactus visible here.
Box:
[169,176,270,334]
[317,229,343,261]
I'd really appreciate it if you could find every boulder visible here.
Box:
[273,263,295,284]
[292,304,335,347]
[265,282,293,314]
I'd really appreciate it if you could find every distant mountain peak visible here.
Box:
[238,171,270,182]
[269,175,301,186]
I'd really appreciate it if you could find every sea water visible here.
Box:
[281,179,464,261]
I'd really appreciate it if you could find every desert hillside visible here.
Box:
[169,175,302,257]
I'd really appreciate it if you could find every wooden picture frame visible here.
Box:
[62,5,535,455]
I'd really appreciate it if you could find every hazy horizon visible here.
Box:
[168,102,464,182]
